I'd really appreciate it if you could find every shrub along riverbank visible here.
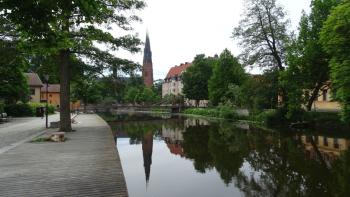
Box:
[4,102,55,117]
[184,106,347,129]
[184,105,238,120]
[249,108,347,129]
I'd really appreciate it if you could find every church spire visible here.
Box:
[142,32,153,87]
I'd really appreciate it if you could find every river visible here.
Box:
[104,112,350,197]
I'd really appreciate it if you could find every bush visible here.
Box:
[184,104,237,120]
[5,102,55,117]
[5,103,33,116]
[251,109,286,126]
[304,111,342,126]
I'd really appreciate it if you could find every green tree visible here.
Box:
[321,1,350,122]
[0,0,145,131]
[232,0,290,71]
[183,54,214,107]
[124,86,159,105]
[71,76,103,112]
[0,16,29,104]
[232,0,291,107]
[241,70,279,110]
[208,49,246,106]
[152,79,163,99]
[282,0,340,118]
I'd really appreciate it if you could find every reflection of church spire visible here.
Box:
[142,131,153,186]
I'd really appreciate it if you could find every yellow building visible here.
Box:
[41,84,60,108]
[297,134,350,167]
[41,84,81,110]
[311,83,341,111]
[25,73,43,103]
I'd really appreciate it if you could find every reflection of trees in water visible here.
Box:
[208,123,250,185]
[182,122,350,196]
[182,125,214,173]
[110,114,350,196]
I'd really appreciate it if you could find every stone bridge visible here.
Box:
[79,104,187,113]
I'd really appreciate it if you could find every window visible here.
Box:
[334,138,339,149]
[314,136,319,145]
[30,88,35,95]
[323,90,327,101]
[324,136,328,146]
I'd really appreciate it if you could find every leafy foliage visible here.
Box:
[241,70,279,110]
[233,0,290,71]
[124,86,160,104]
[5,102,55,117]
[0,0,145,131]
[184,104,238,120]
[321,1,350,122]
[281,0,340,119]
[208,49,246,106]
[183,54,214,106]
[71,76,103,106]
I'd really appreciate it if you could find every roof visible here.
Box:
[41,84,60,93]
[165,62,192,79]
[24,73,43,87]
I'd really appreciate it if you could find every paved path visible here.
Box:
[0,114,128,197]
[0,114,60,150]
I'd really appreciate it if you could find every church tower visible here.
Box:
[142,33,154,87]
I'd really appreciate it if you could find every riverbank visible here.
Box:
[0,114,128,197]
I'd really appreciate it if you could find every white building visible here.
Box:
[162,62,208,107]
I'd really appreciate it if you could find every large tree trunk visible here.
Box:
[59,49,72,132]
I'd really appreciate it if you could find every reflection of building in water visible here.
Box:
[185,118,209,128]
[297,134,350,167]
[162,125,185,157]
[142,131,153,185]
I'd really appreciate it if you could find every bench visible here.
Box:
[0,113,9,123]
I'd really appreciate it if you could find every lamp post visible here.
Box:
[44,75,49,128]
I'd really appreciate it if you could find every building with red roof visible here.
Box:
[162,62,208,107]
[24,73,43,103]
[162,62,191,97]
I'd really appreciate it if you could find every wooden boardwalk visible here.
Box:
[0,114,128,197]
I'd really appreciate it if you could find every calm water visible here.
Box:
[106,112,350,197]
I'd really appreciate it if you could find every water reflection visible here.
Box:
[107,113,350,197]
[142,131,153,185]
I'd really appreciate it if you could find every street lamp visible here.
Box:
[44,74,49,128]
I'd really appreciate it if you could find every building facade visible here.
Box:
[162,62,208,107]
[311,83,341,111]
[142,33,153,87]
[24,73,43,103]
[162,62,191,97]
[41,84,60,107]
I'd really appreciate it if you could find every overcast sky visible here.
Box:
[120,0,311,80]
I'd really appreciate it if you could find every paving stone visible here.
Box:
[0,114,128,197]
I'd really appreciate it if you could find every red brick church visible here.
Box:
[142,33,153,87]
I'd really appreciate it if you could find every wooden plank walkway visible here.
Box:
[0,114,128,197]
